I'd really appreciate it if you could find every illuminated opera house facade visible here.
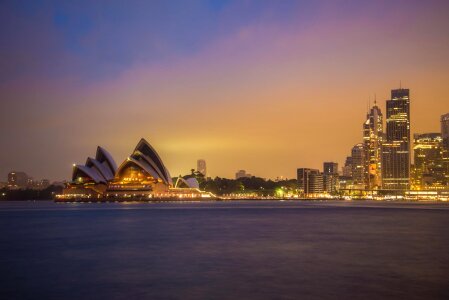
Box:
[59,138,213,200]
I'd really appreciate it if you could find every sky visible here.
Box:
[1,0,449,181]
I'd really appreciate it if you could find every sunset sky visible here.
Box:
[1,0,449,181]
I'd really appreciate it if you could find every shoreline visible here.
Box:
[52,197,449,203]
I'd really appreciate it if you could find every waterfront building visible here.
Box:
[442,114,449,185]
[235,170,251,179]
[351,143,366,188]
[297,168,323,195]
[7,171,29,189]
[382,88,411,190]
[412,133,445,189]
[323,174,338,194]
[337,176,354,190]
[363,101,384,189]
[323,162,339,194]
[197,159,207,177]
[24,178,51,190]
[61,138,213,200]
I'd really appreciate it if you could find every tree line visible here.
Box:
[182,170,299,196]
[0,185,64,201]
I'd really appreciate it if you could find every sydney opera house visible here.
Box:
[59,138,214,201]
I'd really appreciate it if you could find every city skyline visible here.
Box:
[1,1,449,181]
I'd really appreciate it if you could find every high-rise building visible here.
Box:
[342,156,353,177]
[442,113,449,151]
[363,101,383,189]
[323,162,339,194]
[297,168,323,195]
[351,143,365,187]
[382,88,411,190]
[7,171,29,189]
[323,162,338,175]
[197,159,207,176]
[412,133,444,189]
[441,113,449,185]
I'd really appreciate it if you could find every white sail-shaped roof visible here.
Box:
[96,146,117,175]
[132,139,173,186]
[85,157,113,181]
[174,177,199,189]
[72,165,106,184]
[116,157,160,180]
[185,177,199,189]
[131,150,169,184]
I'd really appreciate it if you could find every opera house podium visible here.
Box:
[58,138,214,202]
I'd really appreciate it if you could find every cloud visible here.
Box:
[1,0,449,180]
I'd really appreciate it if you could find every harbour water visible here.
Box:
[1,201,448,299]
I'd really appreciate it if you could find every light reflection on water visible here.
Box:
[0,201,448,300]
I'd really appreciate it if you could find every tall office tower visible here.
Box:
[382,88,411,190]
[323,162,339,194]
[442,113,449,150]
[440,113,449,186]
[412,133,444,189]
[197,159,207,176]
[363,101,384,189]
[297,168,323,195]
[323,162,338,175]
[351,143,366,187]
[342,156,353,177]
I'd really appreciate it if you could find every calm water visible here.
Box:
[0,201,448,300]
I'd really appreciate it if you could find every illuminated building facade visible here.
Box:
[342,156,353,177]
[61,138,213,200]
[351,143,366,188]
[442,113,449,151]
[412,133,444,189]
[382,88,410,190]
[363,101,383,189]
[106,139,173,197]
[323,162,338,175]
[442,113,449,184]
[323,162,339,194]
[297,168,323,195]
[7,171,29,189]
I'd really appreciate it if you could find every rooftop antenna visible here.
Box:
[367,95,370,113]
[374,93,377,106]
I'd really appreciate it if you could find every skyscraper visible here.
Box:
[323,162,338,175]
[323,162,339,194]
[342,156,353,177]
[442,113,449,153]
[363,101,384,189]
[197,159,207,177]
[412,133,444,189]
[382,88,411,190]
[351,143,365,187]
[440,113,449,185]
